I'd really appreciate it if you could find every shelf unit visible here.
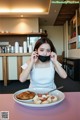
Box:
[0,32,47,49]
[0,32,47,36]
[68,8,80,50]
[68,35,80,49]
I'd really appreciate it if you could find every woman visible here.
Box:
[19,37,67,89]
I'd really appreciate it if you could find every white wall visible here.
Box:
[68,49,80,58]
[40,26,63,55]
[0,18,39,33]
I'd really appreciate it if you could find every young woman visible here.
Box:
[19,37,67,89]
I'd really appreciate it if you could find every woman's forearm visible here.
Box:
[54,61,67,79]
[19,61,33,82]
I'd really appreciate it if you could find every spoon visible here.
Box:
[48,86,64,94]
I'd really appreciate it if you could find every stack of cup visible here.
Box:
[15,42,19,53]
[19,46,23,53]
[29,44,33,53]
[23,41,27,53]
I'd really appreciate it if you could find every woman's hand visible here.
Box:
[50,51,67,79]
[50,52,57,64]
[30,51,38,63]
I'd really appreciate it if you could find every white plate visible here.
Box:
[13,88,65,108]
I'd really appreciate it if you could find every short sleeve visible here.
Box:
[59,62,62,66]
[58,61,62,66]
[21,63,28,69]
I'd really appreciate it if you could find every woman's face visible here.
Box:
[37,43,51,56]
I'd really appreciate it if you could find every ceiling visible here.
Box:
[0,0,79,26]
[54,3,79,26]
[39,0,79,26]
[0,0,51,16]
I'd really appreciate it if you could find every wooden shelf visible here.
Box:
[0,32,47,37]
[0,32,47,46]
[68,36,77,44]
[68,42,76,49]
[68,35,80,49]
[0,53,31,57]
[68,8,80,50]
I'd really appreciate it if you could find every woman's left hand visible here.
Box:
[50,52,57,63]
[50,52,67,79]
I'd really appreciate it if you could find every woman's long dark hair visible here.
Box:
[34,37,56,53]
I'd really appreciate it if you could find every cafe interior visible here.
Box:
[0,0,80,120]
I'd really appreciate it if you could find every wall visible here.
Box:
[68,49,80,58]
[0,18,39,33]
[40,26,63,55]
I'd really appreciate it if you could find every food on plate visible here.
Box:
[33,93,58,104]
[16,91,35,100]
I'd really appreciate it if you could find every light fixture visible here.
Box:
[0,8,44,13]
[11,8,44,13]
[0,0,51,16]
[21,15,23,17]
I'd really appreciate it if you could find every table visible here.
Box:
[0,92,80,120]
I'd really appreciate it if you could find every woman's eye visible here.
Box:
[40,49,43,51]
[47,50,51,52]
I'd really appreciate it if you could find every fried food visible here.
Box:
[33,94,57,104]
[16,91,35,100]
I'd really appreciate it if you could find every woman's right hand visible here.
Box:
[30,51,38,64]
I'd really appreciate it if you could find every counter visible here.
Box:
[0,53,31,86]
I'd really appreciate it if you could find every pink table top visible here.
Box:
[0,92,80,120]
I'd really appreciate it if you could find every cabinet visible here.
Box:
[63,58,80,81]
[0,53,31,86]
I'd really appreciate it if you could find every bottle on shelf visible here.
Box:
[23,41,27,53]
[15,42,19,53]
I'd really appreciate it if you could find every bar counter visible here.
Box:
[0,53,31,86]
